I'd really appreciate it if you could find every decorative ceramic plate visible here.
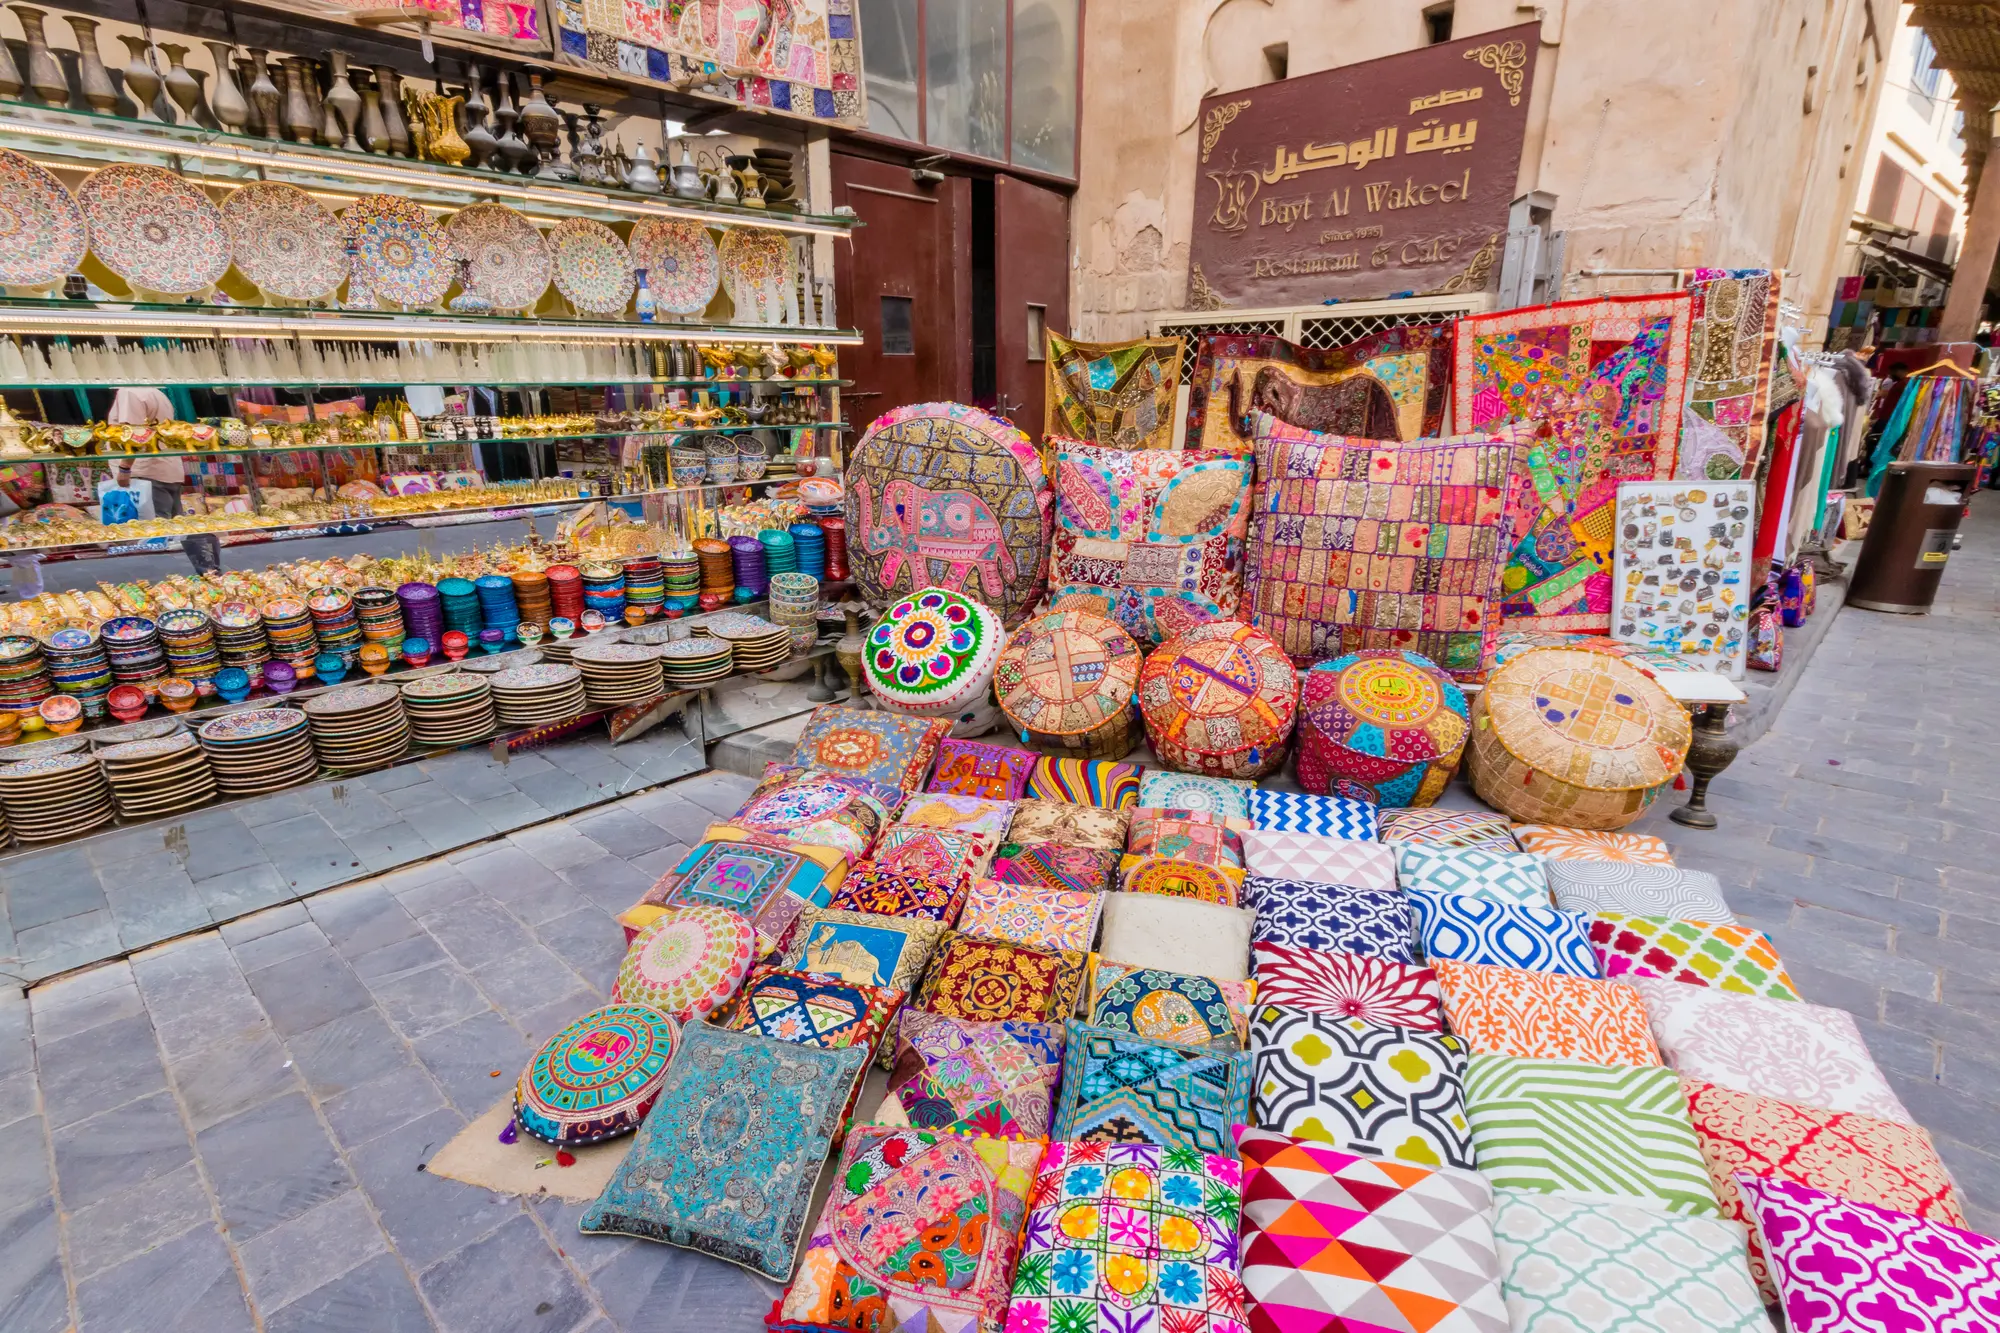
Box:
[0,149,86,288]
[92,720,186,747]
[263,598,308,621]
[547,217,635,315]
[199,709,310,743]
[0,752,96,778]
[41,627,99,652]
[445,202,552,311]
[627,217,719,316]
[306,589,352,613]
[156,609,211,635]
[716,226,793,314]
[304,683,401,716]
[490,664,584,690]
[222,181,347,302]
[462,649,541,673]
[401,673,488,700]
[98,733,198,761]
[101,617,158,643]
[659,639,731,660]
[78,164,229,295]
[343,196,453,308]
[572,642,663,664]
[0,736,87,761]
[214,601,260,629]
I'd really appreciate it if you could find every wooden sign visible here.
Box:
[1188,24,1539,308]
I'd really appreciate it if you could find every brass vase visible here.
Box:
[323,52,361,151]
[118,35,160,121]
[417,91,468,166]
[203,39,247,132]
[11,6,68,106]
[66,16,116,113]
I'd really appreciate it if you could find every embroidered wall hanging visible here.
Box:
[1676,268,1782,481]
[1185,325,1454,454]
[1044,332,1184,450]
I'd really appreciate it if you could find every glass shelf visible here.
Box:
[13,423,849,465]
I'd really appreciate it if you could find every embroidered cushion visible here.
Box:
[789,703,952,791]
[1126,810,1245,867]
[1248,1006,1474,1168]
[729,767,894,859]
[1051,1019,1251,1157]
[1545,861,1735,922]
[914,933,1086,1025]
[1134,805,1254,834]
[717,965,902,1055]
[779,907,947,994]
[869,826,999,885]
[1136,619,1298,778]
[644,834,845,956]
[990,841,1119,894]
[1513,825,1676,865]
[992,608,1142,759]
[1411,892,1599,978]
[1463,1054,1721,1216]
[1022,754,1144,808]
[1243,788,1380,841]
[1242,830,1397,891]
[1117,855,1245,906]
[513,1003,680,1146]
[610,906,758,1022]
[1004,797,1130,852]
[862,588,1008,734]
[873,1010,1065,1139]
[750,762,910,820]
[893,792,1018,837]
[1588,914,1799,999]
[1250,943,1443,1029]
[957,877,1104,953]
[1098,892,1256,982]
[1296,649,1471,806]
[1394,844,1552,906]
[1086,959,1253,1049]
[925,736,1037,800]
[1378,808,1519,851]
[826,866,968,923]
[1433,957,1661,1065]
[1136,770,1254,821]
[1245,875,1415,962]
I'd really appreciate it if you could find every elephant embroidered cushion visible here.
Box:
[1117,855,1246,907]
[1242,830,1398,892]
[1126,810,1246,868]
[826,866,968,924]
[1394,844,1552,907]
[1410,892,1600,978]
[1544,861,1735,922]
[1003,798,1130,852]
[873,1010,1066,1139]
[778,907,947,994]
[957,877,1104,954]
[1250,943,1444,1030]
[1020,754,1143,808]
[1512,825,1676,865]
[894,792,1018,838]
[1588,914,1800,999]
[1378,808,1520,852]
[1051,1020,1252,1158]
[924,737,1038,801]
[641,833,846,957]
[1245,875,1416,963]
[868,826,999,886]
[1432,958,1662,1065]
[989,841,1119,894]
[788,703,953,792]
[1085,959,1254,1049]
[913,932,1087,1026]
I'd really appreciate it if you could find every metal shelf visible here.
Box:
[9,423,848,465]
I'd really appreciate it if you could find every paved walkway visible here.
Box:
[1,493,1997,1331]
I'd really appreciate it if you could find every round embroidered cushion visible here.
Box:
[611,906,757,1022]
[1298,649,1469,807]
[1137,619,1297,779]
[514,1003,680,1145]
[992,608,1141,760]
[864,586,1007,737]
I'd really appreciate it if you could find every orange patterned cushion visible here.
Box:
[1513,826,1676,865]
[1433,958,1661,1066]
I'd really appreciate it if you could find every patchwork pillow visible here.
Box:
[1250,943,1443,1030]
[750,762,909,821]
[1492,1189,1769,1332]
[1021,754,1143,808]
[1513,825,1676,865]
[780,1128,1040,1333]
[1245,789,1380,840]
[874,1010,1065,1139]
[579,1023,868,1279]
[1462,1054,1722,1216]
[1004,798,1130,852]
[1411,892,1599,978]
[925,737,1037,800]
[1432,958,1661,1065]
[1242,830,1397,892]
[717,965,903,1055]
[1052,1019,1251,1157]
[914,932,1087,1025]
[826,866,968,924]
[990,841,1119,894]
[610,906,758,1022]
[957,877,1104,954]
[1126,811,1245,868]
[1136,770,1254,820]
[1394,844,1551,906]
[1117,855,1246,906]
[1378,807,1520,851]
[894,792,1018,837]
[1545,861,1735,922]
[643,834,845,956]
[1245,875,1415,962]
[1248,1005,1474,1168]
[1086,959,1253,1049]
[1588,914,1799,999]
[779,907,948,994]
[789,704,952,790]
[1133,805,1254,833]
[725,770,889,859]
[1098,892,1256,982]
[1236,1128,1509,1333]
[869,826,999,886]
[1625,976,1913,1123]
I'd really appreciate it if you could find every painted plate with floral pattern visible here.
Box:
[445,202,552,312]
[222,181,347,303]
[78,164,229,296]
[198,708,310,743]
[0,149,86,288]
[627,218,719,316]
[717,226,793,315]
[548,217,635,315]
[342,196,453,309]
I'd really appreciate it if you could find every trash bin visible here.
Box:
[1848,460,1978,613]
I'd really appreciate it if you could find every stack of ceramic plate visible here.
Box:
[821,516,849,580]
[573,642,667,706]
[355,587,405,651]
[545,565,584,621]
[580,562,625,619]
[437,578,483,640]
[98,731,214,821]
[0,735,86,762]
[663,553,701,613]
[767,573,821,653]
[262,598,319,674]
[788,522,826,578]
[758,529,797,576]
[622,556,664,619]
[213,602,271,681]
[705,615,792,672]
[102,616,169,687]
[490,664,587,726]
[303,683,410,771]
[0,751,111,841]
[539,629,580,665]
[462,647,541,674]
[42,626,113,718]
[197,707,316,796]
[308,589,362,665]
[400,673,497,747]
[694,539,734,608]
[157,608,221,682]
[90,717,181,746]
[659,637,734,687]
[398,582,444,647]
[728,536,767,596]
[475,574,521,641]
[512,569,552,632]
[0,635,53,712]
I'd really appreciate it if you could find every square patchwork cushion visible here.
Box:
[751,761,911,818]
[1462,1054,1722,1217]
[1117,854,1246,906]
[1248,1006,1475,1168]
[990,841,1120,894]
[957,877,1104,954]
[894,792,1018,837]
[1099,892,1257,982]
[914,932,1087,1025]
[1395,844,1551,907]
[1245,789,1380,840]
[1379,808,1520,851]
[1512,825,1676,865]
[1588,914,1799,999]
[1005,1140,1248,1333]
[1137,770,1254,820]
[1544,861,1735,923]
[1251,943,1444,1030]
[1243,830,1398,892]
[1004,798,1131,852]
[1682,1076,1969,1302]
[925,737,1038,800]
[717,965,903,1055]
[725,769,891,859]
[1245,875,1416,962]
[1052,1019,1252,1157]
[868,826,999,886]
[1236,1127,1510,1333]
[780,1127,1040,1333]
[874,1010,1066,1139]
[789,704,952,790]
[1492,1188,1769,1332]
[1087,959,1254,1049]
[641,834,846,957]
[1626,975,1914,1124]
[1411,892,1600,978]
[779,907,947,994]
[1737,1176,2000,1333]
[1022,754,1143,808]
[1432,958,1661,1066]
[826,866,968,924]
[579,1023,868,1279]
[1126,810,1246,867]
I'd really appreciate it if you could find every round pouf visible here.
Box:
[1137,620,1297,778]
[610,906,758,1022]
[863,587,1007,738]
[993,609,1141,759]
[513,1003,680,1146]
[1298,649,1469,806]
[1467,646,1691,830]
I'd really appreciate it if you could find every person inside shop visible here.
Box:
[107,387,221,576]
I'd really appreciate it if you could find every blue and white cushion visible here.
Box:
[1136,771,1254,821]
[1394,844,1551,907]
[1246,789,1379,841]
[1246,875,1414,962]
[1410,891,1599,978]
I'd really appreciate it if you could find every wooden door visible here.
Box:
[992,175,1072,442]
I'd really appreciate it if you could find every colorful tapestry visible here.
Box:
[875,1010,1065,1140]
[827,866,968,924]
[1087,960,1253,1049]
[1137,771,1254,821]
[1588,913,1800,999]
[1045,333,1184,450]
[1022,755,1143,809]
[1378,809,1519,852]
[1185,326,1455,453]
[1410,893,1599,978]
[1098,893,1257,983]
[895,793,1018,838]
[1244,790,1379,841]
[1491,628,1698,674]
[1432,958,1661,1066]
[1004,1140,1247,1333]
[790,703,952,792]
[990,842,1119,895]
[778,1129,1039,1333]
[1050,443,1253,642]
[1243,831,1397,892]
[1003,798,1131,852]
[1609,481,1757,676]
[1544,861,1735,923]
[846,403,1053,628]
[1250,944,1443,1030]
[926,737,1037,801]
[779,907,947,994]
[1236,1128,1509,1333]
[1492,1189,1769,1332]
[1126,811,1245,868]
[869,826,999,887]
[579,1023,868,1280]
[1118,855,1246,907]
[1395,844,1552,908]
[1249,1007,1474,1169]
[957,878,1104,954]
[1244,414,1532,678]
[914,933,1087,1025]
[1453,292,1693,632]
[1052,1020,1252,1157]
[1463,1054,1721,1217]
[1677,269,1781,481]
[1296,650,1470,808]
[648,835,844,957]
[1511,825,1676,865]
[610,906,757,1022]
[1137,621,1298,776]
[1245,875,1415,963]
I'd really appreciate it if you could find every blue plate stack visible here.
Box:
[580,562,626,619]
[788,522,826,579]
[436,578,483,641]
[758,528,797,577]
[475,574,521,643]
[101,616,168,688]
[41,626,113,718]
